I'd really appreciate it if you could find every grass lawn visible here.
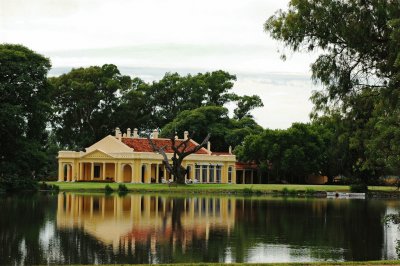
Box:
[45,181,397,194]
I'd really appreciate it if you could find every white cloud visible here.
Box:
[0,0,318,129]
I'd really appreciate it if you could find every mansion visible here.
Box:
[58,128,240,184]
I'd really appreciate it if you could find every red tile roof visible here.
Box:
[121,138,209,154]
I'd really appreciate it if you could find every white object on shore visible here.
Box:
[326,192,366,199]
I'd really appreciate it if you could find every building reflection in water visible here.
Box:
[57,193,235,255]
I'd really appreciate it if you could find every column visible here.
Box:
[66,164,71,182]
[114,162,117,182]
[91,163,94,180]
[191,165,195,181]
[131,164,135,183]
[103,162,106,180]
[146,164,151,183]
[80,163,84,181]
[71,163,75,181]
[117,162,122,183]
[156,164,159,183]
[58,162,63,182]
[251,170,254,184]
[242,170,246,184]
[233,166,237,184]
[163,165,167,181]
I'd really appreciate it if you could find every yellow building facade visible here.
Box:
[58,128,237,184]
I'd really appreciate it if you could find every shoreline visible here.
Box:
[43,182,400,198]
[46,261,400,265]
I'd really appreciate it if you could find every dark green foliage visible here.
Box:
[161,106,263,152]
[233,95,264,120]
[350,183,368,193]
[0,175,38,192]
[104,185,113,194]
[0,44,52,189]
[50,64,132,150]
[118,184,128,192]
[236,123,330,183]
[265,1,400,182]
[38,182,59,192]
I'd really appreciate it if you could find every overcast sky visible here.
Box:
[0,0,319,129]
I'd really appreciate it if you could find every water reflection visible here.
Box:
[0,193,399,265]
[57,193,235,258]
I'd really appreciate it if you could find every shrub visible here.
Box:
[243,188,253,194]
[0,175,38,192]
[118,184,128,192]
[305,188,315,196]
[350,183,368,193]
[104,184,114,194]
[282,187,289,194]
[38,182,60,192]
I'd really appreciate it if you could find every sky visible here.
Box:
[0,0,319,129]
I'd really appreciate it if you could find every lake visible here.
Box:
[0,192,399,264]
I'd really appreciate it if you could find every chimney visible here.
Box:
[115,127,120,138]
[123,133,127,138]
[127,128,131,138]
[229,145,232,154]
[152,129,159,139]
[133,128,138,138]
[184,131,189,140]
[207,141,211,155]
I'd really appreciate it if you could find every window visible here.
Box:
[216,165,222,183]
[195,164,201,181]
[209,165,215,183]
[202,165,208,183]
[228,166,233,183]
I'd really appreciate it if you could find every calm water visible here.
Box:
[0,193,399,265]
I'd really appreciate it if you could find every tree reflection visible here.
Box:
[0,193,398,264]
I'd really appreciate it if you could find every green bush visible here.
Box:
[118,184,128,192]
[104,184,114,194]
[305,188,315,196]
[282,187,297,196]
[350,183,368,193]
[38,182,60,192]
[0,175,38,192]
[243,188,253,194]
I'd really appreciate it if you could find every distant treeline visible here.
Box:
[2,0,400,191]
[0,44,265,190]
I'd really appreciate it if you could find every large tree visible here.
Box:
[140,70,238,127]
[50,64,132,150]
[265,0,400,180]
[147,133,210,184]
[236,123,330,183]
[0,44,52,189]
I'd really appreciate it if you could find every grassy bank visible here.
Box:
[45,181,397,194]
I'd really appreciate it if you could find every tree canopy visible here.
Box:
[0,44,52,189]
[265,0,400,181]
